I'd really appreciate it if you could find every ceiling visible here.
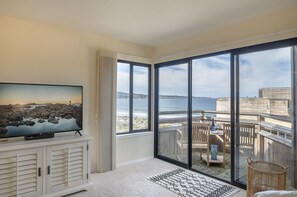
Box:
[0,0,296,46]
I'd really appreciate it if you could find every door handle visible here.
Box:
[47,166,51,175]
[38,167,41,177]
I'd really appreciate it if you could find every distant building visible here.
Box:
[259,87,291,100]
[217,87,291,116]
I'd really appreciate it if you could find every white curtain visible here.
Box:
[96,49,117,172]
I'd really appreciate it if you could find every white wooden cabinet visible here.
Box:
[0,133,92,197]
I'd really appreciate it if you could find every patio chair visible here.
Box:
[176,122,210,165]
[223,123,256,157]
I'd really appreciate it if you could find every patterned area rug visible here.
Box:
[148,168,239,197]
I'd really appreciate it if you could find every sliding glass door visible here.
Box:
[157,62,189,165]
[235,46,295,188]
[155,38,297,189]
[191,54,231,181]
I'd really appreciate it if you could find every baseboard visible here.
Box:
[116,156,154,167]
[44,182,93,197]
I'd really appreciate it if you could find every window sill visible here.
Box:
[116,131,153,139]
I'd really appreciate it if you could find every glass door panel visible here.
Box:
[191,54,231,181]
[158,63,189,164]
[236,47,294,188]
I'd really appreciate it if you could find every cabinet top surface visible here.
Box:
[0,133,93,151]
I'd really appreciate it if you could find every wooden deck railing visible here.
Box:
[159,110,292,145]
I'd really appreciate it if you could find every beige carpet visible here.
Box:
[68,159,246,197]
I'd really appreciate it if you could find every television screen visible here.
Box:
[0,83,83,138]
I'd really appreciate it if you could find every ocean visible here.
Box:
[117,98,216,116]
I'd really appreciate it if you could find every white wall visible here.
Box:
[116,132,154,166]
[0,15,154,172]
[154,7,297,62]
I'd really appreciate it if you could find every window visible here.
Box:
[236,47,293,185]
[116,60,151,134]
[154,38,297,189]
[157,62,189,164]
[191,53,231,181]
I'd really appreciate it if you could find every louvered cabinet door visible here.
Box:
[0,148,43,197]
[46,141,87,193]
[68,143,87,187]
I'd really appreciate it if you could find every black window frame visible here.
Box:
[116,60,151,135]
[154,37,297,189]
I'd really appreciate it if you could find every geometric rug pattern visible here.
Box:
[148,168,239,197]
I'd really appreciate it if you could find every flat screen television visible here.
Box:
[0,83,83,139]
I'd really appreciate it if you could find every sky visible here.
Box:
[117,47,292,98]
[159,63,188,96]
[0,84,82,105]
[192,54,231,98]
[117,62,149,95]
[117,62,130,93]
[239,47,291,97]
